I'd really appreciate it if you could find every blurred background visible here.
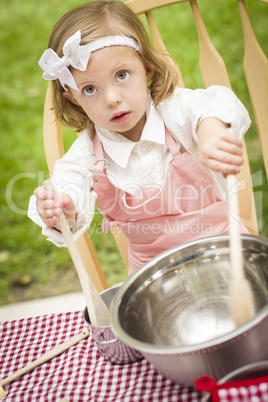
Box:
[1,0,267,307]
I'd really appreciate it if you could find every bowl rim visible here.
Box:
[218,360,268,383]
[202,360,268,401]
[110,234,268,354]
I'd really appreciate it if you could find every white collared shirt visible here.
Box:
[95,97,170,196]
[28,85,251,246]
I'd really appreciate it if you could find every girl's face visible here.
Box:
[64,46,153,142]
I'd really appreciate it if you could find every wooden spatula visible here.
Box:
[44,180,110,327]
[227,174,254,326]
[0,331,89,399]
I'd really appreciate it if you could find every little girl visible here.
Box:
[28,0,250,275]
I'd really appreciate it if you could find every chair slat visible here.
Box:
[238,0,268,178]
[126,0,188,15]
[77,235,108,292]
[145,10,185,87]
[190,0,258,234]
[190,0,230,87]
[43,83,65,175]
[110,227,129,267]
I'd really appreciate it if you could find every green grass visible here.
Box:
[0,0,267,305]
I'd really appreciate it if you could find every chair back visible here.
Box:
[43,0,267,290]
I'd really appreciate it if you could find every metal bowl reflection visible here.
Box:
[110,235,268,385]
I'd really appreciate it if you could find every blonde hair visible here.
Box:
[47,0,180,132]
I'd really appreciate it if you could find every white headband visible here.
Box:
[38,30,140,91]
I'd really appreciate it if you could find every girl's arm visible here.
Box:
[160,85,251,148]
[158,85,251,197]
[160,85,250,174]
[28,129,97,247]
[34,186,76,230]
[197,117,243,175]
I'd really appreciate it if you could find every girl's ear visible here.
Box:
[146,64,154,82]
[63,91,80,106]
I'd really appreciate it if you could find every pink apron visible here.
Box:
[93,128,240,275]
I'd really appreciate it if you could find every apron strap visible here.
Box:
[164,127,182,159]
[93,133,109,182]
[94,132,104,160]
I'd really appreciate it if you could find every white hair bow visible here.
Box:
[38,30,140,91]
[39,31,91,91]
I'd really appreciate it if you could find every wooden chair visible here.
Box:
[42,0,267,291]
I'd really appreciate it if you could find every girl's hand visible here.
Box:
[197,117,243,175]
[34,187,76,231]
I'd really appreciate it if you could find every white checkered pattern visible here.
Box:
[0,311,202,401]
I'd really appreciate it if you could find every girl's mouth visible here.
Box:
[111,112,130,123]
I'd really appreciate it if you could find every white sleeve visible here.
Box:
[27,128,97,247]
[160,85,251,148]
[190,85,251,140]
[158,85,251,200]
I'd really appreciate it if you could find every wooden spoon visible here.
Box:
[44,180,110,327]
[227,174,254,326]
[0,331,89,399]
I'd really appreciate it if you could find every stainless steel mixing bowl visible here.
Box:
[110,235,268,385]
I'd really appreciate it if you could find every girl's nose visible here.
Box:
[105,87,121,107]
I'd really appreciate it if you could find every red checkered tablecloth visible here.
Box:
[195,375,268,401]
[0,311,202,401]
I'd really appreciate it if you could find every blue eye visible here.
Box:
[116,71,130,82]
[83,85,97,96]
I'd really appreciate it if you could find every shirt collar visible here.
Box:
[95,94,165,168]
